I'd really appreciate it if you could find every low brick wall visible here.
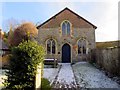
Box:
[90,47,120,76]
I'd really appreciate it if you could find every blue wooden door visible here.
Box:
[62,44,71,63]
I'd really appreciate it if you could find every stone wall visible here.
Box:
[38,27,95,63]
[37,8,97,63]
[90,47,120,76]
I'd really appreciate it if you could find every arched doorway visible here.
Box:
[62,43,71,63]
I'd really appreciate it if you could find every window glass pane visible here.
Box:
[82,40,86,54]
[62,23,66,35]
[47,39,56,54]
[52,40,55,54]
[47,40,51,54]
[78,39,87,54]
[83,46,86,54]
[82,40,86,47]
[78,41,81,54]
[67,22,70,35]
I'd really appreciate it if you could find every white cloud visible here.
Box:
[95,2,118,42]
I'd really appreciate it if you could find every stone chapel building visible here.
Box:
[37,8,97,63]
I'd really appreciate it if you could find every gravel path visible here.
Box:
[54,63,77,88]
[43,68,59,85]
[72,62,120,88]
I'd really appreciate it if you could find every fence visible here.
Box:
[90,47,120,76]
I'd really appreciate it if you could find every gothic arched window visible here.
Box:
[62,21,70,35]
[47,39,56,54]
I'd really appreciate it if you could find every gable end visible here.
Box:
[37,7,97,29]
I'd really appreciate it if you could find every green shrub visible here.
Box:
[3,40,45,89]
[41,78,52,90]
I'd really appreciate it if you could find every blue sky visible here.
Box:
[0,1,119,42]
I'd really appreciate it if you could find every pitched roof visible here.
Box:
[37,7,97,29]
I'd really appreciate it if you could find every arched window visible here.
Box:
[78,39,87,54]
[47,39,56,54]
[62,21,70,35]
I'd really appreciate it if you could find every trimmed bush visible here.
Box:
[3,40,45,89]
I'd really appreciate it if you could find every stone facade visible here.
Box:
[37,8,97,63]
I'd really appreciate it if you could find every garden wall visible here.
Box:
[90,47,120,76]
[0,55,10,68]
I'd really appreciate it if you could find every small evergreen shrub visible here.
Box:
[3,40,45,89]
